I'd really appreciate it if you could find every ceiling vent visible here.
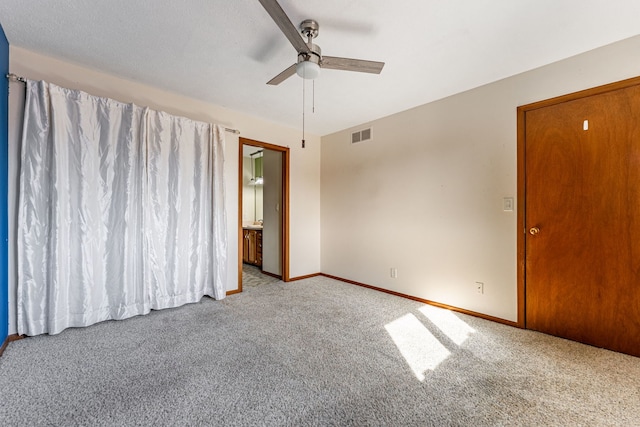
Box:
[351,127,372,144]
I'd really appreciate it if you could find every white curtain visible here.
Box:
[144,110,227,310]
[17,81,227,336]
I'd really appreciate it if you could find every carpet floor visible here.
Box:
[0,270,638,426]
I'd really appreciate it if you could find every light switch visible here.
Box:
[503,197,514,212]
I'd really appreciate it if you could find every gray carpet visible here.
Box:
[1,271,639,426]
[242,264,281,288]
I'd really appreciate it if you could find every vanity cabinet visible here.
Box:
[243,228,262,267]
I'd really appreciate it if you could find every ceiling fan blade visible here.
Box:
[258,0,309,54]
[321,56,385,74]
[267,63,297,85]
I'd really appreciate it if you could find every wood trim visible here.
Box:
[240,138,290,154]
[0,337,8,357]
[261,270,282,280]
[237,139,244,294]
[516,75,640,330]
[288,272,321,282]
[0,334,24,357]
[520,75,640,112]
[282,149,290,282]
[238,137,291,291]
[322,274,520,328]
[516,107,526,328]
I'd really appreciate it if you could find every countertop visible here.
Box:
[243,225,263,230]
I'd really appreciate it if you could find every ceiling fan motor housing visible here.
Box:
[296,43,321,79]
[298,43,321,65]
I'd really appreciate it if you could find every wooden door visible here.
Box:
[255,230,263,267]
[247,230,258,265]
[242,229,250,263]
[525,83,640,357]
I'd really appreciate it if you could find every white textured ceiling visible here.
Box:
[1,0,640,136]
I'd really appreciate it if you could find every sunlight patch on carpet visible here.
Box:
[418,305,475,346]
[385,313,450,381]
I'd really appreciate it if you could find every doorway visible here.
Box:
[517,77,640,357]
[238,137,290,292]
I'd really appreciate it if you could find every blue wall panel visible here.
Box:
[0,24,9,346]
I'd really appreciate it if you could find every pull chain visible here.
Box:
[312,80,315,114]
[302,78,306,148]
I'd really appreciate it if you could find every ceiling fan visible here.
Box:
[258,0,385,85]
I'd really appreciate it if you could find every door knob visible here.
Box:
[529,227,540,235]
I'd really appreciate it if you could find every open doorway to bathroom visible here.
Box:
[238,138,290,291]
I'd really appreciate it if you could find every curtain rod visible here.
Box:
[5,73,241,135]
[5,73,26,83]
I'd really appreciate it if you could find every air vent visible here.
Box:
[351,127,372,144]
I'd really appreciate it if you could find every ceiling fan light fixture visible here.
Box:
[260,2,385,85]
[296,60,320,79]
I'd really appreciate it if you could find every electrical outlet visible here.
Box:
[476,282,484,294]
[390,268,398,278]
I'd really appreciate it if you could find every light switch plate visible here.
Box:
[503,197,514,212]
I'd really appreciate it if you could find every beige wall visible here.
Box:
[320,35,640,322]
[7,46,321,334]
[9,34,640,332]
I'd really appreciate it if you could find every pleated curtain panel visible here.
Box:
[17,80,227,336]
